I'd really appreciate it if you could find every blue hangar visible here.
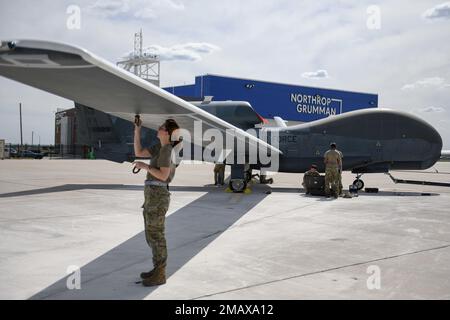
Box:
[164,74,378,123]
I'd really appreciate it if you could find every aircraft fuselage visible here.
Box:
[260,108,442,174]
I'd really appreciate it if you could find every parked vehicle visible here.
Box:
[19,150,44,159]
[3,147,18,158]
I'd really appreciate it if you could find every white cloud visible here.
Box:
[123,43,221,61]
[87,0,184,19]
[87,0,130,17]
[423,2,450,20]
[419,106,446,113]
[401,77,450,90]
[161,0,184,10]
[133,7,156,19]
[302,69,329,79]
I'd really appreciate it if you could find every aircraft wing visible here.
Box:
[0,39,281,156]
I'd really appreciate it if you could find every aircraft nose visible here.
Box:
[422,122,442,169]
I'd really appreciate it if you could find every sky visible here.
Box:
[0,0,449,148]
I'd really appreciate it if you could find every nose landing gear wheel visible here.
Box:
[353,179,364,191]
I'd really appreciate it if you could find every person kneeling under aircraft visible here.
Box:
[302,164,321,194]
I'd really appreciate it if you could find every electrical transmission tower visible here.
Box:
[117,29,160,86]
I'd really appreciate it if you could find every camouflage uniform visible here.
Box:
[302,169,321,194]
[214,163,225,185]
[324,149,342,197]
[142,185,170,268]
[337,150,343,195]
[142,143,176,270]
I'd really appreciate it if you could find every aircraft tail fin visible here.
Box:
[75,103,156,163]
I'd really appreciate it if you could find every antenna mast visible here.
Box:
[117,29,160,86]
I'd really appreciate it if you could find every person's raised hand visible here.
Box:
[134,115,142,129]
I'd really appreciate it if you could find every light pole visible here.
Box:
[19,103,23,153]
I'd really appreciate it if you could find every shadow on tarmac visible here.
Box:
[271,187,439,197]
[0,184,227,198]
[1,183,439,199]
[29,183,270,299]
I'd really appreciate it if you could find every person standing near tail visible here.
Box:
[336,149,344,195]
[133,117,180,287]
[324,142,342,199]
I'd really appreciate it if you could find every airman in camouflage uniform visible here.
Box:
[336,149,343,195]
[324,142,342,198]
[133,118,180,287]
[214,163,225,186]
[302,164,321,194]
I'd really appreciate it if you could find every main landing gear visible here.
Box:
[228,165,273,193]
[229,179,247,193]
[228,164,247,193]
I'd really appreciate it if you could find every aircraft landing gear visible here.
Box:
[228,166,273,192]
[352,174,365,191]
[229,179,247,192]
[228,164,247,193]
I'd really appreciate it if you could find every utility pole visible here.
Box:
[19,103,23,152]
[32,131,34,146]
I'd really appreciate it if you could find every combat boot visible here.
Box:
[142,265,166,287]
[332,189,338,199]
[140,268,155,279]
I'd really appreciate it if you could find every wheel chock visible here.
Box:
[243,187,252,194]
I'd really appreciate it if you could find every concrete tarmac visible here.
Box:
[0,159,449,299]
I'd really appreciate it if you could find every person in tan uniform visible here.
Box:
[323,142,342,198]
[133,118,181,287]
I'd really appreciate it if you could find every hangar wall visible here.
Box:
[164,74,378,123]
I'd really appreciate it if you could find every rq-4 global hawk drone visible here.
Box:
[0,40,444,192]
